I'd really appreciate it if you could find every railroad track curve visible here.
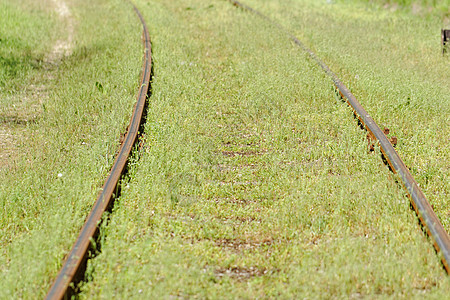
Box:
[45,1,447,298]
[228,0,450,274]
[45,2,152,299]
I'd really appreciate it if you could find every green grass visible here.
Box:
[0,0,143,298]
[1,0,448,297]
[0,1,56,125]
[77,0,449,298]
[257,0,449,231]
[0,1,53,91]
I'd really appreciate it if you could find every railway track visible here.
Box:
[45,1,447,298]
[227,0,450,274]
[45,2,152,299]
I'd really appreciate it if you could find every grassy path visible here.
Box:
[79,0,449,298]
[241,0,449,230]
[0,0,142,297]
[0,0,448,297]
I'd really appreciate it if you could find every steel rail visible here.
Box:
[45,3,152,299]
[228,0,450,273]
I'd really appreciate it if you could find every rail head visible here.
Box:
[45,2,152,299]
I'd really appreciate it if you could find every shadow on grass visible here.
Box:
[0,37,44,87]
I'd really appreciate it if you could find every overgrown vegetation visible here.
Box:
[1,0,448,297]
[77,0,449,298]
[0,0,141,298]
[252,0,449,231]
[0,2,52,91]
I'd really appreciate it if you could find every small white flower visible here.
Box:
[58,173,63,178]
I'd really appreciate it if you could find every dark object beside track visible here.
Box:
[45,3,152,299]
[229,0,450,274]
[443,29,450,55]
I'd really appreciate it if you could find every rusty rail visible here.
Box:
[45,3,152,299]
[228,0,450,273]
